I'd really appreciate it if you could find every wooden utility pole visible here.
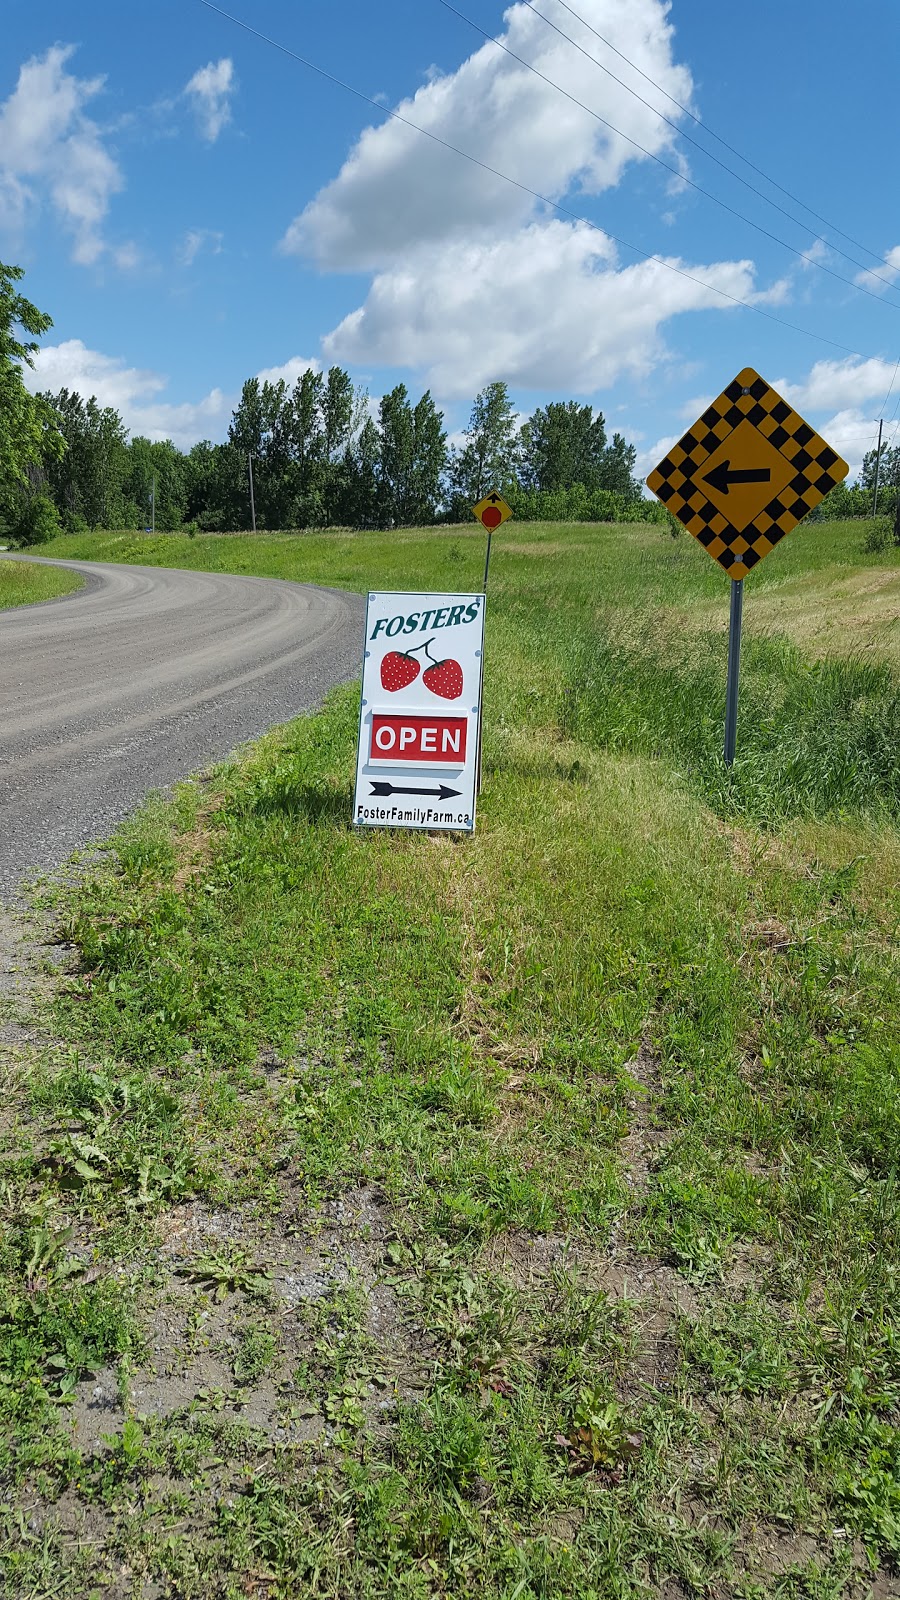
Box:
[872,418,884,517]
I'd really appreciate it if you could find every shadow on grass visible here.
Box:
[251,780,354,828]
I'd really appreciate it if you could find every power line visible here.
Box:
[515,0,898,292]
[436,0,900,313]
[196,0,877,362]
[540,0,894,279]
[878,352,900,418]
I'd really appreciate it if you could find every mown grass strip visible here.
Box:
[0,558,83,610]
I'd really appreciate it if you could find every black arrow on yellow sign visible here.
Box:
[702,460,772,496]
[370,781,461,800]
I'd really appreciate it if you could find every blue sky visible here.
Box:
[4,0,900,479]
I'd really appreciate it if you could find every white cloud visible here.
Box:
[184,59,235,143]
[325,220,758,396]
[0,44,123,263]
[811,409,884,479]
[283,0,695,271]
[854,244,900,295]
[179,227,223,267]
[113,240,141,271]
[776,357,900,413]
[284,0,790,398]
[24,337,166,412]
[255,356,321,387]
[636,431,678,479]
[22,339,318,449]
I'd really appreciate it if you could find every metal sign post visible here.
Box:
[472,492,512,592]
[723,578,743,767]
[483,530,493,593]
[471,491,511,793]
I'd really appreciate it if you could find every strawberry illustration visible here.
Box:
[423,655,463,700]
[380,650,421,692]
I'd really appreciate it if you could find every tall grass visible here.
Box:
[561,620,900,822]
[39,520,900,822]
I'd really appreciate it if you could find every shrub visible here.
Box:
[12,494,61,546]
[61,509,90,535]
[506,483,670,525]
[862,517,894,555]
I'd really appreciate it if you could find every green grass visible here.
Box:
[1,518,899,1596]
[0,556,83,609]
[45,517,900,826]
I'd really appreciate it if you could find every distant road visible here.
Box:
[0,556,364,894]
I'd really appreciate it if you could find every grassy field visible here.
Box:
[0,557,83,610]
[2,518,899,1598]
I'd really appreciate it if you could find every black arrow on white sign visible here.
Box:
[370,781,461,800]
[702,460,772,496]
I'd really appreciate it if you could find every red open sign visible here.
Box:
[370,712,467,765]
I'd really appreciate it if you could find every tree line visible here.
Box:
[17,372,656,541]
[9,257,892,545]
[815,440,900,526]
[1,259,666,543]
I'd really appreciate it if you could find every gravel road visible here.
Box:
[0,555,364,894]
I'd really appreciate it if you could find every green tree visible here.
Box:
[519,401,608,492]
[861,441,900,491]
[322,366,355,467]
[335,415,380,527]
[123,438,187,531]
[183,440,243,530]
[446,382,520,515]
[319,366,357,525]
[373,386,448,527]
[41,389,129,529]
[376,384,416,527]
[596,431,640,500]
[0,262,64,521]
[285,369,325,526]
[12,493,61,546]
[228,377,295,528]
[407,390,447,524]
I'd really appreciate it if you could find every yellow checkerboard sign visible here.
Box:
[647,367,849,579]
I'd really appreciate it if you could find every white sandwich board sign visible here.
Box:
[353,591,486,833]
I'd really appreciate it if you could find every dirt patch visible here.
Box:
[480,1230,574,1287]
[72,1365,127,1453]
[0,902,80,1139]
[617,1037,674,1195]
[731,1524,882,1595]
[171,791,226,892]
[743,916,793,952]
[81,1183,430,1447]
